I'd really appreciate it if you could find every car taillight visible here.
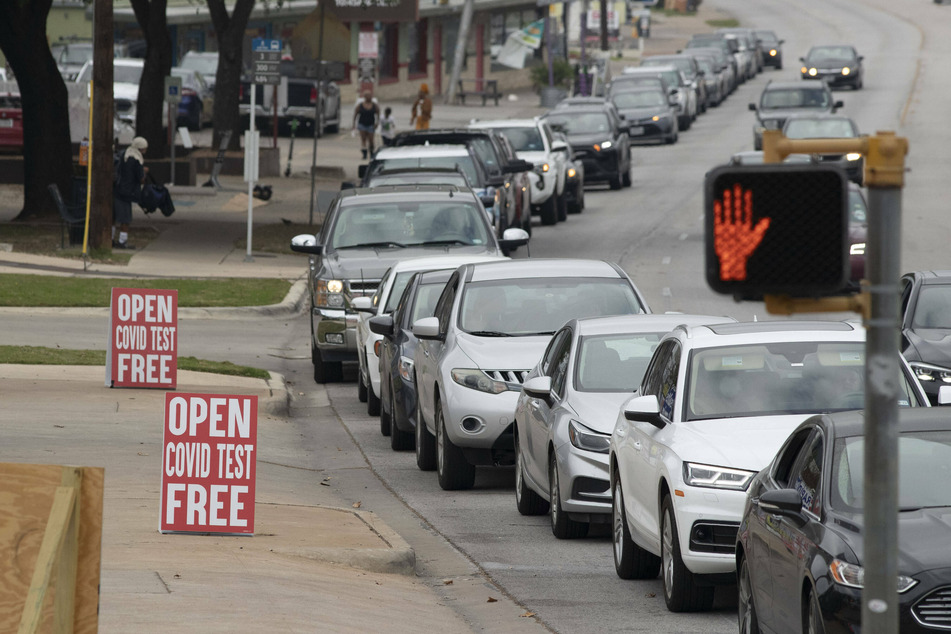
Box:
[182,88,198,97]
[310,87,317,105]
[239,85,244,99]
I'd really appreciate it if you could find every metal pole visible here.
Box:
[862,183,902,633]
[445,0,475,105]
[546,13,554,87]
[579,0,589,96]
[308,0,326,226]
[170,108,176,186]
[246,83,256,263]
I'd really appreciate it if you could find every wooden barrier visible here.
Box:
[0,463,103,634]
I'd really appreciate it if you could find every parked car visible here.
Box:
[639,54,708,113]
[688,52,726,107]
[514,313,734,539]
[352,254,505,421]
[77,58,147,125]
[609,320,929,612]
[606,75,669,99]
[179,50,219,92]
[748,80,843,150]
[0,92,23,153]
[288,185,529,383]
[363,167,472,189]
[682,45,737,96]
[800,44,864,90]
[469,118,570,226]
[754,29,784,69]
[554,130,585,214]
[737,408,951,634]
[170,67,214,131]
[240,65,341,135]
[900,270,951,405]
[541,105,632,189]
[717,28,763,75]
[52,41,95,82]
[620,65,696,130]
[782,112,864,183]
[687,34,742,86]
[412,259,650,490]
[609,87,679,145]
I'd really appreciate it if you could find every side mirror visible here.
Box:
[857,55,864,62]
[619,113,626,120]
[506,159,535,174]
[551,139,569,152]
[799,57,806,63]
[939,385,951,406]
[499,227,530,251]
[832,100,844,112]
[340,181,356,190]
[778,39,785,45]
[748,103,757,111]
[486,175,506,188]
[622,395,665,429]
[412,316,442,340]
[358,164,368,179]
[351,296,375,314]
[368,314,395,337]
[290,234,323,255]
[522,376,552,400]
[480,194,496,208]
[758,489,805,520]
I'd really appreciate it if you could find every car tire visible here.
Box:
[806,588,825,634]
[539,194,558,226]
[679,115,692,131]
[661,495,714,612]
[549,453,588,539]
[622,165,632,188]
[379,380,392,436]
[436,399,475,490]
[358,368,368,403]
[415,389,437,471]
[609,163,623,190]
[515,433,548,515]
[389,386,413,451]
[313,348,342,384]
[738,556,761,634]
[556,192,568,222]
[613,478,661,579]
[368,380,381,418]
[325,122,340,134]
[666,131,678,145]
[754,137,762,152]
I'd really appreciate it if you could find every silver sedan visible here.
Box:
[514,313,734,539]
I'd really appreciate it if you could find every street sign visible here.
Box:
[704,163,849,298]
[251,38,282,85]
[164,76,182,104]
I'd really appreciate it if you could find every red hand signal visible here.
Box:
[713,184,771,281]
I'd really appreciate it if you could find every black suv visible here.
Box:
[392,129,534,236]
[542,104,632,189]
[748,80,843,150]
[900,270,951,404]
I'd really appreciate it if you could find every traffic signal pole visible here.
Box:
[763,128,908,634]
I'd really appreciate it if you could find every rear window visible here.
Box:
[543,112,610,135]
[368,156,480,186]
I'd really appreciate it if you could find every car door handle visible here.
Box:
[529,399,541,411]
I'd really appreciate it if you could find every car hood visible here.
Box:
[665,415,810,472]
[324,246,496,280]
[903,328,951,366]
[572,391,637,435]
[831,507,951,573]
[454,333,550,370]
[757,107,831,121]
[806,58,855,68]
[617,106,668,120]
[113,83,139,101]
[516,150,549,166]
[567,132,617,149]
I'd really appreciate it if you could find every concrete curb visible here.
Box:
[262,370,291,417]
[270,506,417,576]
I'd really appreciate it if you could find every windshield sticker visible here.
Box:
[722,356,744,367]
[839,352,862,363]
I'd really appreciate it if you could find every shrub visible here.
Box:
[530,58,574,91]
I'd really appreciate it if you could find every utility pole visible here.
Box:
[599,0,608,51]
[91,0,115,250]
[445,0,475,105]
[308,0,326,226]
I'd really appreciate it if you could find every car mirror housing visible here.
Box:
[758,489,805,520]
[358,164,368,179]
[748,103,757,111]
[551,140,569,152]
[480,194,496,208]
[413,316,442,340]
[522,376,552,400]
[623,395,665,428]
[290,234,323,255]
[486,175,506,188]
[833,100,844,111]
[499,227,530,250]
[939,385,951,406]
[506,159,535,174]
[368,314,395,337]
[351,296,375,314]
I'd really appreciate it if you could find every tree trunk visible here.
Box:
[208,0,256,151]
[0,0,74,220]
[131,0,173,155]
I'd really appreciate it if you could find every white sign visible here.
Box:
[359,32,379,59]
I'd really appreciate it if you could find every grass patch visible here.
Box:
[706,18,740,28]
[0,345,271,380]
[0,221,158,263]
[0,274,293,307]
[236,222,320,255]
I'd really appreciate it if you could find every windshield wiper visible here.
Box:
[337,241,407,249]
[420,239,470,246]
[520,331,556,336]
[467,330,513,337]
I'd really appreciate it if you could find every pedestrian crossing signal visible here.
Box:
[704,164,849,299]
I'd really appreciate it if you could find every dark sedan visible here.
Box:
[737,408,951,634]
[800,45,864,90]
[542,105,631,189]
[755,29,784,69]
[901,270,951,405]
[782,113,864,184]
[609,87,678,144]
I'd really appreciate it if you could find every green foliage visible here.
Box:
[706,18,740,28]
[530,58,574,90]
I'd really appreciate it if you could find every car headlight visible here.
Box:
[315,279,345,308]
[908,361,951,383]
[762,119,781,130]
[534,162,550,174]
[651,115,660,122]
[568,420,610,454]
[769,49,777,57]
[567,167,577,178]
[399,356,414,382]
[830,560,918,593]
[808,67,818,76]
[846,153,861,161]
[683,462,756,491]
[594,140,613,151]
[842,67,851,76]
[850,242,866,256]
[451,368,509,394]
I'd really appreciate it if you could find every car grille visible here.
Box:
[346,280,379,298]
[484,369,529,385]
[115,98,135,117]
[913,586,951,628]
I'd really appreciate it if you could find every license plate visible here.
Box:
[629,126,644,135]
[0,119,13,128]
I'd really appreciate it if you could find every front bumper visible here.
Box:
[802,70,857,87]
[674,485,746,575]
[442,381,522,454]
[627,117,675,143]
[554,442,611,520]
[573,147,621,183]
[313,306,360,361]
[529,169,556,206]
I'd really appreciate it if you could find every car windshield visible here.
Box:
[808,47,856,63]
[612,77,664,93]
[58,46,94,65]
[330,200,491,249]
[543,112,611,135]
[458,278,644,336]
[643,59,692,77]
[695,58,714,75]
[912,286,951,329]
[612,90,666,108]
[181,55,218,75]
[684,341,920,421]
[368,173,468,188]
[755,31,779,45]
[367,156,480,186]
[114,65,144,84]
[761,88,830,109]
[831,431,951,512]
[576,333,662,392]
[495,127,544,152]
[784,118,856,139]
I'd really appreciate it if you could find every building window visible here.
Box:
[378,23,399,79]
[407,19,428,76]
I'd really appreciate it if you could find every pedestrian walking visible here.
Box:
[410,84,433,130]
[380,107,397,147]
[353,91,380,159]
[112,136,148,250]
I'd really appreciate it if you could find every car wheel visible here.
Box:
[189,106,202,132]
[539,194,558,226]
[613,478,661,579]
[679,115,692,131]
[313,348,342,384]
[367,379,381,418]
[609,163,623,190]
[622,165,632,188]
[754,137,762,152]
[390,384,413,451]
[415,387,437,471]
[661,494,715,612]
[738,556,761,634]
[325,122,340,134]
[514,433,548,515]
[806,588,825,634]
[379,380,392,436]
[435,399,475,490]
[666,131,678,145]
[357,367,368,403]
[549,453,588,539]
[556,192,568,222]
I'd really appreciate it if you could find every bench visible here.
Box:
[456,79,501,106]
[48,183,86,248]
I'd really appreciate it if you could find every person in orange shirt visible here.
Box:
[410,84,433,130]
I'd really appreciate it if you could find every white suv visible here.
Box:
[468,119,571,226]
